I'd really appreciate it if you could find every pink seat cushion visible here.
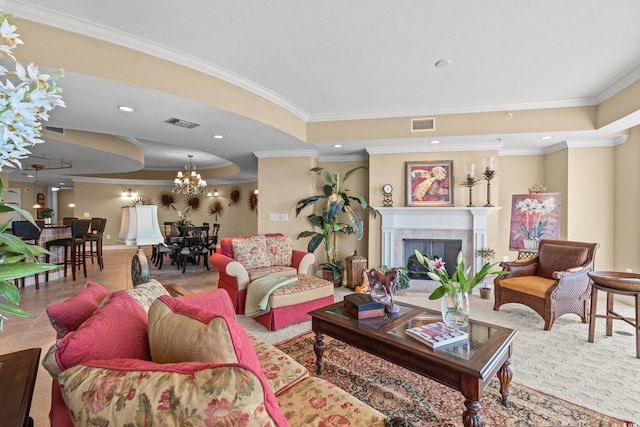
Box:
[46,281,111,338]
[55,291,150,371]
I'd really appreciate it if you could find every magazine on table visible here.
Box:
[405,321,469,348]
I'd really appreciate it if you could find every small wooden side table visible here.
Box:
[0,348,42,427]
[588,271,640,359]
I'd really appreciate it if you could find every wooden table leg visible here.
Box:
[606,292,614,336]
[588,286,598,343]
[635,293,640,359]
[462,399,483,427]
[314,331,325,375]
[496,358,513,407]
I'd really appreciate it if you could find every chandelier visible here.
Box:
[173,155,207,195]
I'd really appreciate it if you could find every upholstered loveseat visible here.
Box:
[210,233,316,314]
[42,280,387,426]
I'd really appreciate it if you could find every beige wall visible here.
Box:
[614,126,640,271]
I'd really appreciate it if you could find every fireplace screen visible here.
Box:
[403,238,462,279]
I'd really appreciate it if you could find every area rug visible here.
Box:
[275,331,635,427]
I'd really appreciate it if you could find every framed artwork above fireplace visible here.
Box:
[406,160,454,207]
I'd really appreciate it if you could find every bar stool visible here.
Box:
[85,218,107,270]
[11,220,45,289]
[45,219,91,281]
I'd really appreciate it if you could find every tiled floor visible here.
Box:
[1,247,218,427]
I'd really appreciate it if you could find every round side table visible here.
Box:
[587,271,640,359]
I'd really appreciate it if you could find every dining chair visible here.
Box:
[45,219,91,281]
[207,223,220,255]
[62,217,78,226]
[11,220,45,289]
[176,226,210,273]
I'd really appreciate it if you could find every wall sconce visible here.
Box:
[254,189,259,195]
[68,202,76,208]
[121,188,137,198]
[213,188,219,197]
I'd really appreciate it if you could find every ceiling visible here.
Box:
[2,0,640,187]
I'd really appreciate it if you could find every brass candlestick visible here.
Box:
[482,168,497,207]
[461,177,479,207]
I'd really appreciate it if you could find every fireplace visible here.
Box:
[377,207,499,276]
[404,238,463,278]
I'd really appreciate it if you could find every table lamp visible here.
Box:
[117,205,164,286]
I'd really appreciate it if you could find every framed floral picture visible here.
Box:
[406,161,454,207]
[508,192,561,251]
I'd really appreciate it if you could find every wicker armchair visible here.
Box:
[493,239,599,330]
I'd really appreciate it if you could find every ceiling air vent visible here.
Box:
[164,117,200,129]
[411,117,435,132]
[44,126,65,135]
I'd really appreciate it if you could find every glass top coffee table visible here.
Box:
[309,300,517,427]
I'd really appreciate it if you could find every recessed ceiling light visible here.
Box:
[333,144,342,148]
[435,59,452,68]
[213,135,223,139]
[430,140,440,144]
[540,136,552,140]
[117,105,135,112]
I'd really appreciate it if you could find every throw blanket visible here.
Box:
[245,275,298,317]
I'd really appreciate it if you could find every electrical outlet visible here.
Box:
[83,212,90,218]
[106,234,111,240]
[269,213,280,221]
[280,213,288,221]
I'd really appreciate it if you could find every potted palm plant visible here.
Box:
[295,166,377,286]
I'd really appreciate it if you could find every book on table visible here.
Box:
[405,321,469,348]
[343,293,385,319]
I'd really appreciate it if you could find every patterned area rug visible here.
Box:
[276,331,635,427]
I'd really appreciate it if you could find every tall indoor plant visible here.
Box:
[295,166,377,284]
[0,180,56,330]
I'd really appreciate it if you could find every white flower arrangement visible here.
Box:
[0,12,65,170]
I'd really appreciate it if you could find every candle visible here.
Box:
[485,157,495,172]
[465,164,476,179]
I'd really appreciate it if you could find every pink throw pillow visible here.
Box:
[177,288,236,319]
[55,291,150,371]
[46,281,111,338]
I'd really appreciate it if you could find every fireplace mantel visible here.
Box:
[377,207,500,274]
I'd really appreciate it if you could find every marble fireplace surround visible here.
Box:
[377,207,500,275]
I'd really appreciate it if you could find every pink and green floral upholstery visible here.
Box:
[276,376,386,426]
[58,359,289,427]
[211,233,315,314]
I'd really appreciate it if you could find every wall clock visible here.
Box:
[383,184,393,207]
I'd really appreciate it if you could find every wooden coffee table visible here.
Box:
[310,301,517,427]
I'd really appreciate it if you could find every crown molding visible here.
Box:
[366,141,504,155]
[253,149,318,159]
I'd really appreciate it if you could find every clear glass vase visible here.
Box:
[441,291,470,329]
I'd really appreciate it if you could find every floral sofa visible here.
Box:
[210,233,316,314]
[42,280,387,426]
